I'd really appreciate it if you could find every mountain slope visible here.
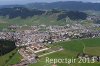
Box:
[25,1,100,11]
[0,7,88,29]
[1,1,100,11]
[0,7,87,20]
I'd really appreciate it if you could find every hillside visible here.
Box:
[25,1,100,11]
[0,7,88,30]
[1,1,100,11]
[0,7,87,19]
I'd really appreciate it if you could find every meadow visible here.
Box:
[0,38,100,66]
[29,38,100,66]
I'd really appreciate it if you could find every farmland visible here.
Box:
[29,38,100,66]
[0,38,100,66]
[0,49,22,66]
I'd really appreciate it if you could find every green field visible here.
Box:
[29,38,100,66]
[0,38,100,66]
[0,15,67,30]
[0,40,19,66]
[0,49,22,66]
[0,16,92,30]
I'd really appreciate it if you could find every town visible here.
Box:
[0,23,100,66]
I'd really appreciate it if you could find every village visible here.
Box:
[0,24,100,66]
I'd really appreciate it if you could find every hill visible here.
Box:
[0,7,45,19]
[1,1,100,11]
[0,7,88,30]
[26,1,100,11]
[0,7,87,19]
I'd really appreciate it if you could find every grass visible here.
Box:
[5,52,22,66]
[29,38,100,66]
[0,49,16,66]
[0,49,22,66]
[30,50,77,66]
[0,38,100,66]
[0,15,70,30]
[85,47,100,56]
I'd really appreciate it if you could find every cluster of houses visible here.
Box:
[87,15,100,21]
[0,32,15,40]
[12,60,29,66]
[18,47,37,63]
[0,24,100,65]
[13,43,49,66]
[0,24,100,44]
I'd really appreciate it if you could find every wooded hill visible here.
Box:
[0,7,87,20]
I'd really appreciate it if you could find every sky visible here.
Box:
[0,0,100,5]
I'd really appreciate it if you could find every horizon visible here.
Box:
[0,0,100,5]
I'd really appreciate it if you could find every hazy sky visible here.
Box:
[0,0,100,5]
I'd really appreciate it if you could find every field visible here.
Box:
[29,38,100,66]
[0,16,67,30]
[0,16,91,30]
[0,38,100,66]
[0,49,22,66]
